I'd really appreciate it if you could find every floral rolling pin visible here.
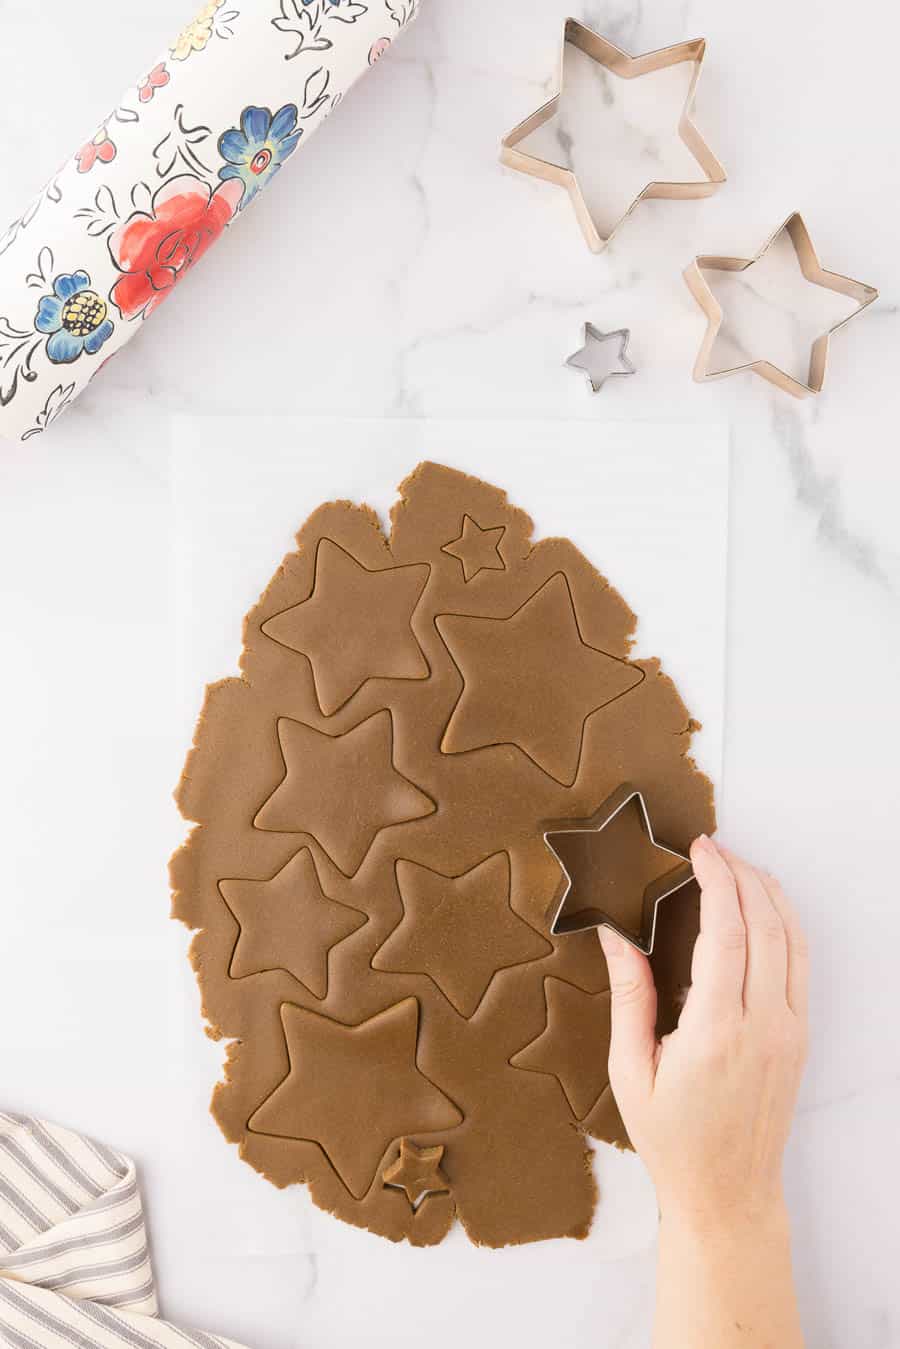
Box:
[0,0,420,443]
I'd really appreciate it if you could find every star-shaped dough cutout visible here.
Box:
[441,515,506,583]
[684,211,878,398]
[254,709,435,875]
[500,21,725,252]
[546,787,693,953]
[565,324,635,394]
[372,853,551,1018]
[261,539,430,715]
[510,978,611,1121]
[436,573,644,785]
[382,1138,450,1210]
[219,848,366,999]
[249,998,462,1198]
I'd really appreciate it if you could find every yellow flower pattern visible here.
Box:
[170,0,224,62]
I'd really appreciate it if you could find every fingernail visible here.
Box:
[598,927,625,958]
[692,833,715,856]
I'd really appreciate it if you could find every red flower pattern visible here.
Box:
[138,63,171,103]
[76,128,117,174]
[107,175,243,321]
[368,37,392,63]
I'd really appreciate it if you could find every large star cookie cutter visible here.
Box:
[683,212,879,398]
[500,20,726,253]
[544,783,694,955]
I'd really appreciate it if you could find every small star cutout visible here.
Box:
[684,211,878,398]
[261,538,430,716]
[441,515,506,582]
[436,573,644,785]
[219,848,366,999]
[510,978,611,1121]
[253,709,435,875]
[545,786,693,953]
[566,324,636,394]
[383,1138,450,1210]
[249,997,462,1198]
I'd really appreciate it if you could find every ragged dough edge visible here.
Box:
[391,459,536,549]
[211,1028,601,1248]
[395,459,643,655]
[169,459,715,1244]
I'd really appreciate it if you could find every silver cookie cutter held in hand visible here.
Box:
[544,783,694,955]
[565,323,636,393]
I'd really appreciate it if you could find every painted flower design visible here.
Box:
[75,127,116,174]
[34,271,115,363]
[368,36,391,63]
[138,62,170,103]
[170,0,223,60]
[108,174,242,321]
[217,105,302,209]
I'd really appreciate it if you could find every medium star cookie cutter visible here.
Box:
[683,212,879,398]
[544,783,694,955]
[500,20,726,253]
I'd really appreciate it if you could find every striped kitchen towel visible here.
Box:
[0,1111,249,1348]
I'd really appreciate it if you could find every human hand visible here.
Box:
[598,834,808,1229]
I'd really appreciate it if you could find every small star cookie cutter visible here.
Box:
[565,323,636,393]
[543,783,694,956]
[500,19,726,253]
[684,212,879,398]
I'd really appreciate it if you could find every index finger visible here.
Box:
[681,835,747,1023]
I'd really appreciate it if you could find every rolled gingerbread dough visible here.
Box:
[171,461,714,1247]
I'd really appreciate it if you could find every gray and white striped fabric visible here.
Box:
[0,1112,249,1349]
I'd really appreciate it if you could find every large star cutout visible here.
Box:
[372,853,551,1018]
[545,785,693,953]
[249,998,462,1198]
[436,573,644,785]
[219,848,366,999]
[441,515,506,583]
[382,1138,450,1210]
[261,538,430,715]
[254,709,435,875]
[510,978,611,1121]
[500,20,725,252]
[684,211,878,398]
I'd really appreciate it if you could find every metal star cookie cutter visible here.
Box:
[543,783,694,955]
[566,323,636,392]
[684,212,879,398]
[500,20,726,253]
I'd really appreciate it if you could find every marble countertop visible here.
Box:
[1,0,898,1346]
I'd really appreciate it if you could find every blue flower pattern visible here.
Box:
[217,105,302,209]
[34,271,115,364]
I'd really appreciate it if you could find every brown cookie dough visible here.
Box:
[171,461,715,1247]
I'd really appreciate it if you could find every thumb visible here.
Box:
[599,928,658,1097]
